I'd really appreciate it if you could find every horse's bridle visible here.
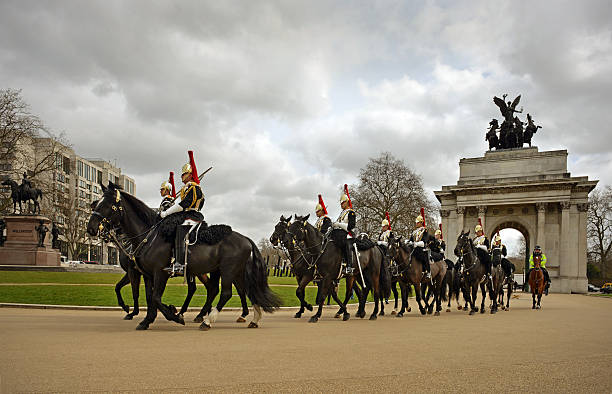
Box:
[286,221,326,269]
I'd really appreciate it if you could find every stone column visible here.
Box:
[456,207,465,234]
[577,203,589,293]
[440,209,451,256]
[477,205,488,234]
[536,203,547,252]
[559,201,571,293]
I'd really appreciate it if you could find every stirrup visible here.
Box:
[163,263,184,276]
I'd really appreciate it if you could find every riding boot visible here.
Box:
[344,239,354,275]
[424,249,432,280]
[543,268,551,295]
[164,225,189,276]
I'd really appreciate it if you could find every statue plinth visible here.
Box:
[0,216,60,266]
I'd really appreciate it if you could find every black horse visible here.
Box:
[270,215,346,319]
[286,218,388,322]
[2,180,43,214]
[454,231,488,315]
[489,247,505,314]
[87,182,280,330]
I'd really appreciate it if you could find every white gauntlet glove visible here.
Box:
[160,203,182,218]
[333,222,348,231]
[476,244,488,252]
[414,241,425,248]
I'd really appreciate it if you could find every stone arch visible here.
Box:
[488,218,532,275]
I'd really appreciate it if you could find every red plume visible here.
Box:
[421,207,425,227]
[188,150,200,184]
[344,184,353,209]
[169,172,176,198]
[385,211,391,231]
[478,217,483,227]
[439,223,443,240]
[318,194,328,215]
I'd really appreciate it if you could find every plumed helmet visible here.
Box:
[160,181,171,192]
[340,194,349,203]
[381,219,389,227]
[493,234,501,243]
[315,203,323,212]
[415,215,424,224]
[475,224,483,232]
[181,163,192,176]
[434,229,442,236]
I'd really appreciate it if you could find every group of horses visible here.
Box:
[87,182,546,332]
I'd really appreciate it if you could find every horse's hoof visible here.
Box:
[379,310,385,316]
[505,307,510,311]
[342,313,350,321]
[193,316,203,323]
[532,306,535,309]
[419,308,426,315]
[434,311,440,316]
[407,307,412,312]
[474,307,479,312]
[308,316,319,323]
[480,308,485,314]
[169,305,178,314]
[294,313,302,319]
[236,316,247,323]
[306,304,313,311]
[135,323,149,330]
[369,314,377,321]
[469,310,475,316]
[200,322,211,331]
[491,309,496,315]
[391,310,397,315]
[396,312,403,318]
[457,306,463,310]
[248,322,258,328]
[176,314,185,325]
[334,313,341,319]
[124,314,133,320]
[446,309,451,313]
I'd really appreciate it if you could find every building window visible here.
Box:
[97,170,102,184]
[77,161,83,177]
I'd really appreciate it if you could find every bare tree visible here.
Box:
[587,186,612,279]
[55,189,90,260]
[0,88,68,214]
[350,152,436,237]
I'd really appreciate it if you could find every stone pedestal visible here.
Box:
[0,215,60,266]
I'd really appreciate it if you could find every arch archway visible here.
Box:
[490,220,530,278]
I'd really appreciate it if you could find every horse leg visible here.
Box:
[414,282,427,315]
[391,280,399,314]
[200,276,231,330]
[178,275,197,316]
[115,273,131,315]
[126,268,141,319]
[369,271,380,321]
[294,275,311,318]
[310,277,333,323]
[532,291,536,309]
[236,285,249,322]
[136,275,157,330]
[194,271,220,323]
[339,276,356,318]
[506,281,512,311]
[469,284,478,315]
[151,271,184,325]
[480,282,487,314]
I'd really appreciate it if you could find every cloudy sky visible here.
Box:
[1,1,611,250]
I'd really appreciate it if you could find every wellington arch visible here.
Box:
[434,147,597,294]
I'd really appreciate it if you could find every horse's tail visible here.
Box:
[245,237,281,313]
[379,255,391,299]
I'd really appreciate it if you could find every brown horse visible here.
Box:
[388,236,447,316]
[528,256,545,309]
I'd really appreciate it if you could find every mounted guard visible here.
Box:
[160,151,205,276]
[407,207,432,279]
[159,176,174,213]
[314,194,331,234]
[332,184,356,275]
[430,226,446,262]
[473,219,491,277]
[527,245,551,295]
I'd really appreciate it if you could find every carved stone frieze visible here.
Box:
[440,209,451,218]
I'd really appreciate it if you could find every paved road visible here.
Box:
[0,294,610,393]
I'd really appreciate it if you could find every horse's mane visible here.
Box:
[120,190,158,226]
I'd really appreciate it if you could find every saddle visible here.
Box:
[158,211,232,245]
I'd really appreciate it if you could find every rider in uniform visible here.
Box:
[429,229,446,263]
[159,181,174,213]
[332,185,356,275]
[526,245,551,295]
[160,152,205,276]
[377,218,392,248]
[473,222,491,276]
[491,233,515,278]
[408,211,431,279]
[314,194,332,234]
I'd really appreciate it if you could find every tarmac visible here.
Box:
[0,293,610,393]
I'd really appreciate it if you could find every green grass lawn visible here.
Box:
[0,271,380,307]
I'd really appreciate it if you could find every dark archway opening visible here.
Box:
[491,221,530,289]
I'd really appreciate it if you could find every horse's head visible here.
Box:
[388,235,403,261]
[270,215,292,246]
[87,182,124,237]
[533,254,542,269]
[287,214,311,244]
[491,247,502,267]
[454,230,471,257]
